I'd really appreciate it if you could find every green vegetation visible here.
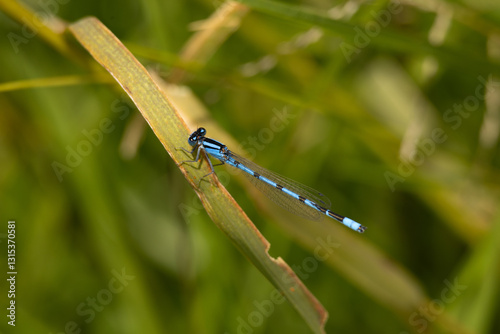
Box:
[0,0,499,333]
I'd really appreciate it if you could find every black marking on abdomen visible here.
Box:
[327,210,343,221]
[315,205,327,214]
[298,196,306,203]
[253,172,260,178]
[276,184,283,190]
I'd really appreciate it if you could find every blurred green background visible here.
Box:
[1,0,500,333]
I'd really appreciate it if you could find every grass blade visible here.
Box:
[68,16,328,333]
[234,0,500,74]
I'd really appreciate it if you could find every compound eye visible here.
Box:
[188,134,197,146]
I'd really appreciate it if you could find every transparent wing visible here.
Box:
[227,151,331,221]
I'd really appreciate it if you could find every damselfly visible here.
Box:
[179,127,366,233]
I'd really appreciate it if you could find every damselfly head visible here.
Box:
[188,127,207,146]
